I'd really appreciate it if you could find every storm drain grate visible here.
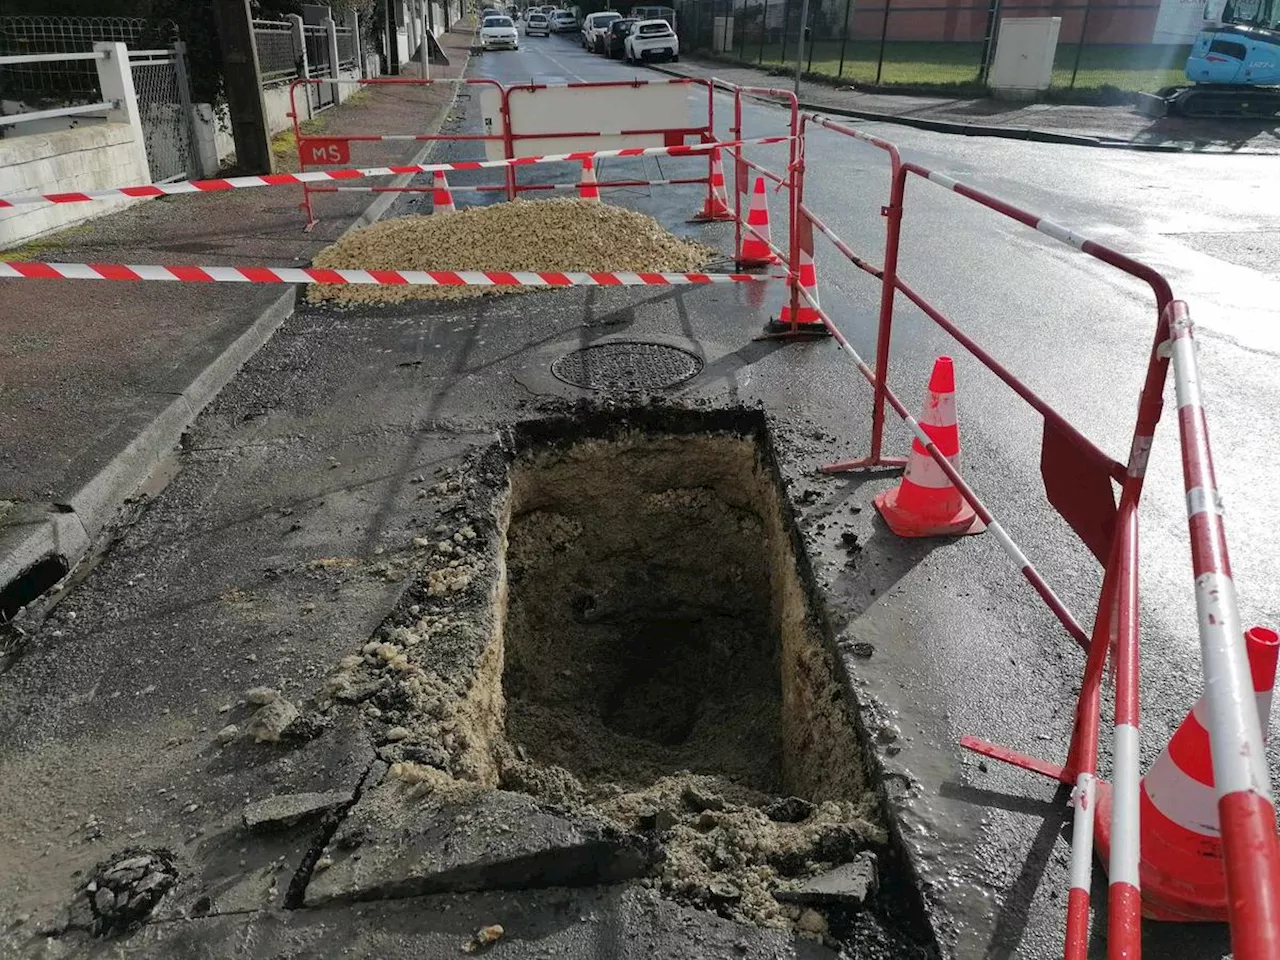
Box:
[551,342,703,393]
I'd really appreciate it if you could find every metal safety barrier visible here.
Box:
[289,76,506,227]
[290,75,726,227]
[501,77,717,206]
[765,99,1280,959]
[722,81,799,271]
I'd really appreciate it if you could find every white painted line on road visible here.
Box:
[530,41,586,81]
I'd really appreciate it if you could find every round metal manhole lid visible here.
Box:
[551,341,703,393]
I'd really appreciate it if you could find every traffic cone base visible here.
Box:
[1089,626,1279,923]
[874,483,983,537]
[760,317,831,338]
[694,195,734,222]
[692,148,734,222]
[873,357,984,538]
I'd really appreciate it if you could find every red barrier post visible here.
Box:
[288,80,311,226]
[868,165,906,465]
[795,114,905,469]
[733,87,744,261]
[1167,300,1280,960]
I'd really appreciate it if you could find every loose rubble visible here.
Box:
[82,849,177,937]
[463,923,505,953]
[245,697,300,743]
[242,790,352,833]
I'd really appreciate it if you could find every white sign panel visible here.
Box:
[1153,0,1208,44]
[479,83,692,160]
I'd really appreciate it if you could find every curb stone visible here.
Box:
[0,55,471,615]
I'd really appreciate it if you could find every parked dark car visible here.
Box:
[604,17,636,58]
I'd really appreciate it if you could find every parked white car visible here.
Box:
[480,14,519,49]
[550,10,578,32]
[525,11,550,35]
[624,18,678,63]
[581,10,621,51]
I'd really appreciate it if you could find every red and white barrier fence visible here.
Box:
[0,260,772,287]
[288,77,510,225]
[782,104,1280,959]
[289,75,728,227]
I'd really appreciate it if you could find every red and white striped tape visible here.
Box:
[0,260,773,287]
[0,136,792,208]
[310,179,705,194]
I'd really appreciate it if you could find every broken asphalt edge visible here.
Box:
[0,63,470,612]
[646,63,1215,155]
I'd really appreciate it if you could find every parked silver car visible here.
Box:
[525,11,550,36]
[550,10,578,32]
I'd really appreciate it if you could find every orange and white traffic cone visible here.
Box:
[763,214,828,337]
[873,357,984,537]
[691,147,734,222]
[1093,625,1279,922]
[737,176,779,268]
[431,170,456,215]
[578,156,600,203]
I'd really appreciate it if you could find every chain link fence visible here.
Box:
[0,15,177,107]
[252,19,302,84]
[0,15,193,180]
[674,0,1191,94]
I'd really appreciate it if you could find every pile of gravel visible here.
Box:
[307,198,717,307]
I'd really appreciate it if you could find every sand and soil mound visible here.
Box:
[307,198,716,306]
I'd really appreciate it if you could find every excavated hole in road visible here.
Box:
[488,424,887,937]
[321,414,932,950]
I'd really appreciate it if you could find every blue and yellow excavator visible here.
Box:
[1143,0,1280,116]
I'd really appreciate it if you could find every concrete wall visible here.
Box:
[0,123,149,249]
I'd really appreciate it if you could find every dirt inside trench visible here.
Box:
[323,423,889,941]
[492,430,881,933]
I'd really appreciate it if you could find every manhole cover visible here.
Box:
[551,342,703,393]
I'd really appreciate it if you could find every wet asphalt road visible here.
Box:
[466,31,1280,958]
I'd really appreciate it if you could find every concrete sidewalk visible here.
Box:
[0,25,474,617]
[653,57,1280,154]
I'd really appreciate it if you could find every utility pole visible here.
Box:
[212,0,274,173]
[419,0,431,78]
[793,0,810,96]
